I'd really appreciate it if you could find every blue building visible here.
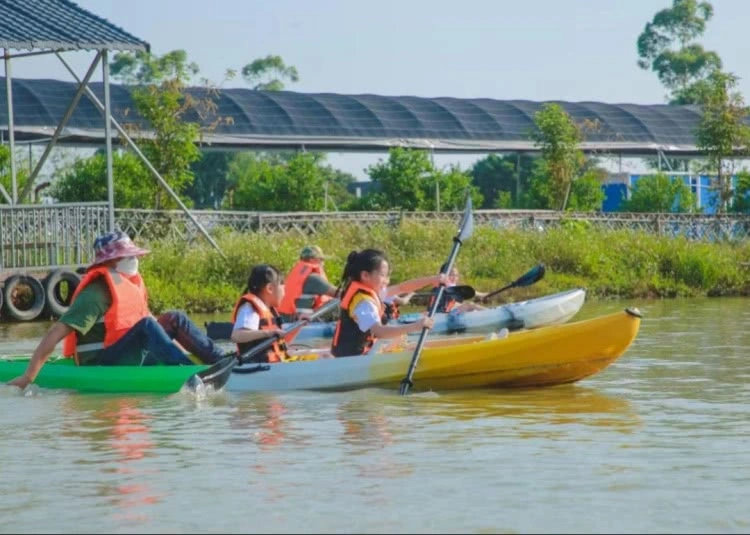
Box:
[602,174,740,213]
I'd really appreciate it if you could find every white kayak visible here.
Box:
[205,288,586,344]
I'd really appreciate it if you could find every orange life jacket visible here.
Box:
[231,293,287,363]
[383,299,400,322]
[331,282,384,357]
[428,285,459,313]
[277,260,331,316]
[62,267,150,364]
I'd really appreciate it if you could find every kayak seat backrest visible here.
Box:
[205,321,233,341]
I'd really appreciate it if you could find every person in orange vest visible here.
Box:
[278,245,338,322]
[381,292,414,323]
[230,264,293,364]
[7,231,230,390]
[331,249,444,357]
[428,262,488,314]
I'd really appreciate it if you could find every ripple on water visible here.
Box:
[0,299,749,533]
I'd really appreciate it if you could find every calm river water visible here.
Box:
[0,298,748,533]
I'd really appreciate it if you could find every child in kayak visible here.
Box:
[428,262,488,315]
[230,264,294,364]
[330,249,443,357]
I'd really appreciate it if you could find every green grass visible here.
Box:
[137,221,750,314]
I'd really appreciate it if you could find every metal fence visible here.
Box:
[2,204,749,272]
[116,208,750,242]
[0,203,110,271]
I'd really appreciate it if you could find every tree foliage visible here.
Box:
[0,145,31,203]
[223,152,352,211]
[108,49,232,209]
[469,153,535,208]
[637,0,722,104]
[531,104,585,210]
[565,170,607,212]
[49,150,155,207]
[109,50,200,85]
[356,148,482,211]
[731,170,750,213]
[187,151,233,209]
[241,55,299,91]
[694,71,750,212]
[620,173,696,212]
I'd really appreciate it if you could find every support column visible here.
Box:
[18,51,102,203]
[57,53,226,260]
[4,48,17,204]
[102,50,115,232]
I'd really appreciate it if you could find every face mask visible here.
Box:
[116,256,139,276]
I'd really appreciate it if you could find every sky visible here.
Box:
[7,0,750,179]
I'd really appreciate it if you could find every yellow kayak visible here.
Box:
[224,308,642,392]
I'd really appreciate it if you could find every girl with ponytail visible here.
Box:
[330,249,444,357]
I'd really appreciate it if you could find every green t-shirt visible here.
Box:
[295,273,337,313]
[301,273,337,296]
[60,279,144,366]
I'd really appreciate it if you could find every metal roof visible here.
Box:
[2,76,744,155]
[0,0,149,52]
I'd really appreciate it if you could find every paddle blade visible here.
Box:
[184,355,236,393]
[457,196,474,243]
[481,264,547,302]
[513,263,546,288]
[445,285,476,300]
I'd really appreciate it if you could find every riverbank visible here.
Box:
[140,220,750,314]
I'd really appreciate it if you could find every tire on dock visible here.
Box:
[2,274,46,322]
[43,269,81,318]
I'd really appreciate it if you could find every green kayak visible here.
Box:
[0,356,209,394]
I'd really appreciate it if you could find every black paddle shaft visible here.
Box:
[399,196,474,396]
[399,236,465,396]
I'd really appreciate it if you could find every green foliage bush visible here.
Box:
[136,222,750,314]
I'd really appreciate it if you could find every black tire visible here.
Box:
[2,274,46,322]
[43,269,82,318]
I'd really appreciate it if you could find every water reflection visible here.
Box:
[60,396,163,526]
[382,386,639,432]
[227,394,289,451]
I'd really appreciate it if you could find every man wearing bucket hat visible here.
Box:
[278,245,338,322]
[7,231,230,390]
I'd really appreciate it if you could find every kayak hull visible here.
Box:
[0,359,200,394]
[0,308,639,394]
[395,287,586,333]
[226,308,639,392]
[208,288,587,344]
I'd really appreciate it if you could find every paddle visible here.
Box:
[184,298,342,393]
[413,284,476,301]
[480,263,546,303]
[399,196,475,396]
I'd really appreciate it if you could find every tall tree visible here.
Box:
[109,50,226,209]
[637,0,722,104]
[361,148,482,211]
[470,153,535,208]
[694,71,750,212]
[224,152,334,211]
[109,49,200,85]
[241,55,299,91]
[531,104,585,210]
[187,151,232,209]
